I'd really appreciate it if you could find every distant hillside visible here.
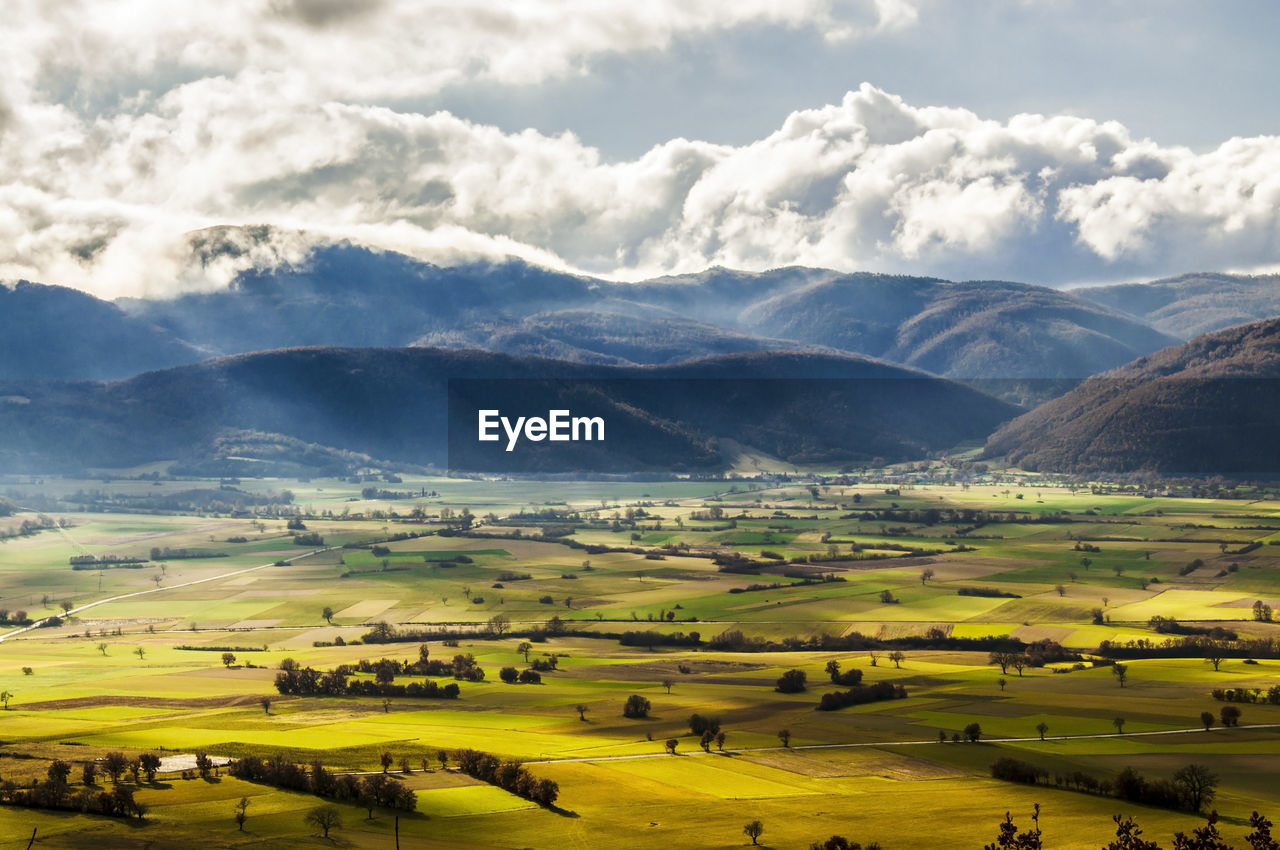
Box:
[734,275,1177,380]
[0,348,1017,475]
[112,241,1177,387]
[0,281,202,380]
[15,235,1268,399]
[1075,272,1280,339]
[413,309,832,365]
[985,318,1280,474]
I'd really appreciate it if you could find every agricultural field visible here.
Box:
[1,473,1279,848]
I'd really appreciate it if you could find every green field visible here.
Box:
[1,474,1278,848]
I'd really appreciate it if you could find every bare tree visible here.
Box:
[305,804,342,838]
[1173,764,1219,812]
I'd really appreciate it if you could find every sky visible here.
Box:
[3,0,1279,298]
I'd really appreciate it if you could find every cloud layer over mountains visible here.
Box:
[3,1,1279,297]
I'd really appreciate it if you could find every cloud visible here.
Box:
[1,3,1278,296]
[6,0,905,106]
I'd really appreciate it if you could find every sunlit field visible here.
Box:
[2,473,1278,848]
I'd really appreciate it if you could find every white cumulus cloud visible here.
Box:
[1,2,1279,296]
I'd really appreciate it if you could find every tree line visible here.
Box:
[229,756,417,817]
[452,749,559,808]
[989,757,1221,813]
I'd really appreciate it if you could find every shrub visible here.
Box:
[775,669,808,693]
[623,694,651,718]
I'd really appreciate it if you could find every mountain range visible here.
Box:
[14,234,1267,390]
[4,231,1280,476]
[0,348,1017,475]
[986,318,1280,475]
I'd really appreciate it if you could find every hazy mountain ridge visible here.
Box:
[0,347,1018,475]
[1075,272,1280,339]
[0,281,204,381]
[985,317,1280,474]
[9,239,1259,389]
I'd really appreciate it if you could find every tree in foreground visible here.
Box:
[1113,662,1128,688]
[305,804,342,839]
[1113,717,1126,734]
[964,722,982,743]
[259,696,271,715]
[139,752,161,781]
[1245,811,1280,850]
[744,820,765,846]
[234,796,249,831]
[1102,814,1161,850]
[983,803,1041,849]
[322,606,334,624]
[664,738,678,755]
[1035,722,1048,741]
[887,650,905,669]
[810,837,884,850]
[777,729,791,747]
[1170,810,1232,850]
[1200,711,1215,732]
[1221,705,1242,727]
[575,704,589,721]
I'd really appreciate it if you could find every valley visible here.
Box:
[1,473,1278,847]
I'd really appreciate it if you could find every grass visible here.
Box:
[1,477,1279,846]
